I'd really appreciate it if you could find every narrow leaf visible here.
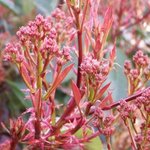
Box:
[20,63,34,92]
[6,80,29,107]
[94,34,102,53]
[102,7,113,36]
[95,83,111,100]
[99,92,113,109]
[30,89,41,116]
[94,7,113,59]
[44,64,73,100]
[110,45,116,61]
[109,44,116,68]
[71,80,81,106]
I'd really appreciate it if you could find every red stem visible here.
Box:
[52,3,85,132]
[35,119,41,139]
[10,138,18,150]
[76,30,83,88]
[79,130,102,143]
[102,87,150,110]
[52,97,75,133]
[125,120,137,150]
[54,84,149,134]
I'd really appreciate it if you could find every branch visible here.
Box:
[102,87,150,110]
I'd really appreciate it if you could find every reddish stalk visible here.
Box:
[53,97,75,133]
[34,51,42,139]
[106,136,112,150]
[54,86,150,134]
[125,120,137,150]
[76,30,83,88]
[79,130,102,143]
[101,87,150,110]
[10,138,18,150]
[52,39,82,133]
[35,119,41,139]
[53,2,87,132]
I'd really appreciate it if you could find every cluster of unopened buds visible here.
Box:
[80,54,110,87]
[124,50,150,95]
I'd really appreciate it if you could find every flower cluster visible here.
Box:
[3,43,24,63]
[133,50,149,67]
[117,100,136,121]
[93,108,115,136]
[51,8,75,44]
[135,88,150,110]
[124,50,150,94]
[80,54,110,86]
[116,85,150,149]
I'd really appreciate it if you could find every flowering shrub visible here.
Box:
[1,0,150,150]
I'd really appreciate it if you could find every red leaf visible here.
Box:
[20,62,34,92]
[110,44,116,67]
[99,92,113,109]
[95,82,111,100]
[44,64,73,100]
[30,89,41,113]
[71,80,81,106]
[94,7,113,59]
[102,7,113,36]
[94,34,102,53]
[104,7,113,23]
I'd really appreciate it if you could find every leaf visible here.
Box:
[94,7,113,59]
[30,89,41,114]
[4,80,30,117]
[75,128,103,150]
[71,80,81,106]
[102,7,113,40]
[6,80,30,107]
[100,92,113,109]
[0,0,20,15]
[61,61,77,83]
[95,82,111,100]
[20,62,34,93]
[44,64,73,100]
[109,44,116,68]
[102,7,113,39]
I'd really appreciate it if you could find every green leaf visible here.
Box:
[6,80,30,108]
[75,129,103,150]
[0,0,20,15]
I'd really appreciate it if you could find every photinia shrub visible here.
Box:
[1,0,150,150]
